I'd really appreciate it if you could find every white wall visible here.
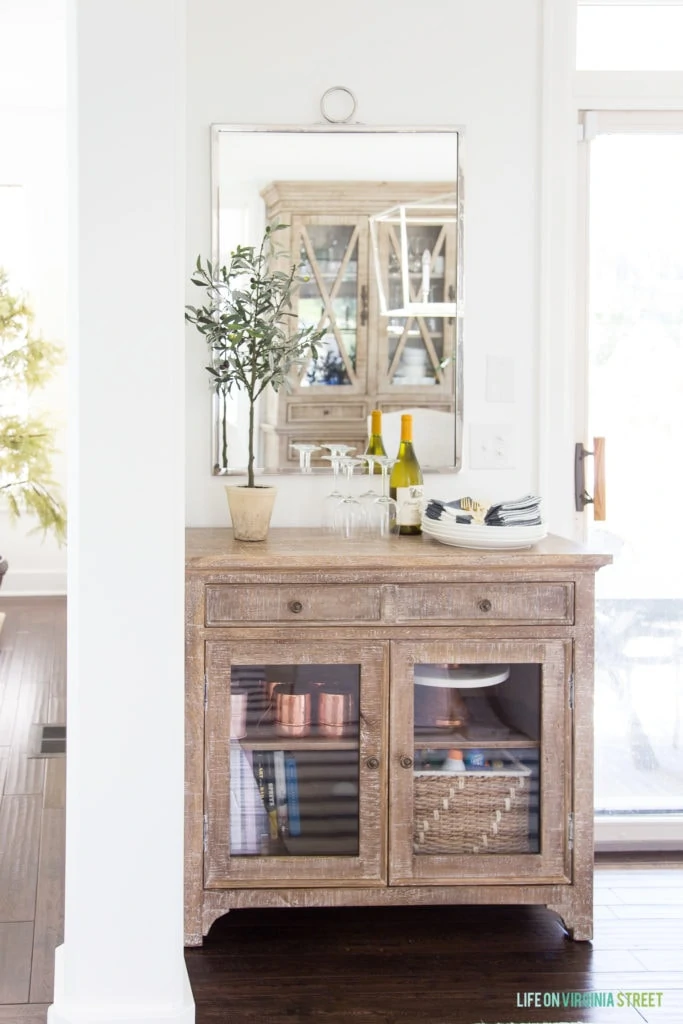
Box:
[186,0,542,526]
[0,0,68,593]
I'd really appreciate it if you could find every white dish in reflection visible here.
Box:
[414,664,511,688]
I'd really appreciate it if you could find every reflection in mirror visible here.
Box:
[211,127,463,474]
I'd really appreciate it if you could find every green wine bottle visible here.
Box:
[364,409,387,474]
[390,414,424,535]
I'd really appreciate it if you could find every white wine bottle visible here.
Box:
[390,413,424,535]
[364,409,387,474]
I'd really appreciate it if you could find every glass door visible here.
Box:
[293,217,367,394]
[204,640,387,887]
[389,640,571,885]
[374,220,457,397]
[582,116,683,843]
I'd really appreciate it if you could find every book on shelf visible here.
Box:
[285,754,301,837]
[273,749,289,838]
[253,749,278,841]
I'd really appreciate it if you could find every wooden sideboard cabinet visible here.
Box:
[185,528,610,946]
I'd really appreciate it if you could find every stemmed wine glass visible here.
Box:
[291,443,321,474]
[358,454,382,502]
[368,456,400,537]
[332,457,367,539]
[320,446,355,532]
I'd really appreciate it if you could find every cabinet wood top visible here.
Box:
[185,528,612,573]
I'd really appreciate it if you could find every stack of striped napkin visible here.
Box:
[424,499,475,524]
[484,494,542,527]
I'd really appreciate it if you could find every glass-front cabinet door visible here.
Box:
[292,216,368,395]
[373,219,457,398]
[204,640,387,887]
[389,640,572,885]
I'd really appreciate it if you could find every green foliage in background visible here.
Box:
[185,225,326,487]
[0,270,66,545]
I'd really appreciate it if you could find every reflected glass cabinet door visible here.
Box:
[204,640,387,887]
[292,217,368,393]
[375,219,457,396]
[389,641,573,885]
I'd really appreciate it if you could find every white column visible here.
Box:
[537,0,582,540]
[49,1,193,1022]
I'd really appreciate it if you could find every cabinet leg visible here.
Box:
[546,901,593,942]
[184,933,204,948]
[203,906,231,939]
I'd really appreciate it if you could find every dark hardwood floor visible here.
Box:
[1,597,682,1024]
[185,866,683,1023]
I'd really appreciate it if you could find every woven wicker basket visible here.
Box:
[413,756,531,855]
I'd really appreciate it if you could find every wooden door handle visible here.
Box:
[592,437,606,521]
[574,437,606,521]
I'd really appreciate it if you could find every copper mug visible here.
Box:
[318,690,354,738]
[274,688,311,738]
[258,679,284,724]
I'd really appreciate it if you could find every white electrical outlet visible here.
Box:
[469,424,516,469]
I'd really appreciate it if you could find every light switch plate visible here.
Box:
[469,424,516,469]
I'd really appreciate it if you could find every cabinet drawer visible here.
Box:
[287,402,366,423]
[388,583,573,624]
[206,584,382,625]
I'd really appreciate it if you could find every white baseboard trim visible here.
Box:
[595,814,683,851]
[0,569,67,596]
[48,946,195,1024]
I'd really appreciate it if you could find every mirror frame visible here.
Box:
[209,123,464,475]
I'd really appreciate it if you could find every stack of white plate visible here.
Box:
[421,516,548,550]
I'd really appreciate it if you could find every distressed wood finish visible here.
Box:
[185,575,206,946]
[204,639,387,888]
[185,528,610,946]
[186,528,610,573]
[206,584,381,625]
[385,581,574,624]
[389,639,571,886]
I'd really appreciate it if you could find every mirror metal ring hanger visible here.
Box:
[320,86,358,125]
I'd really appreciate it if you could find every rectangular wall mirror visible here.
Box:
[210,125,463,474]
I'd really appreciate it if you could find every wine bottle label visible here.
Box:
[395,485,424,526]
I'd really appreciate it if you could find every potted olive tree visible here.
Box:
[186,225,324,541]
[0,270,66,580]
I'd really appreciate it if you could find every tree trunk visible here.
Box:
[247,398,255,488]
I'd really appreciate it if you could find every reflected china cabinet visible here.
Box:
[259,182,459,469]
[185,528,610,945]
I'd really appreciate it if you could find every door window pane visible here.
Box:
[412,663,540,855]
[298,225,358,386]
[577,6,683,70]
[230,663,360,857]
[588,133,683,814]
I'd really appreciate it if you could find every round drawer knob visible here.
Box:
[288,600,303,614]
[365,756,379,770]
[478,598,492,613]
[400,755,413,770]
